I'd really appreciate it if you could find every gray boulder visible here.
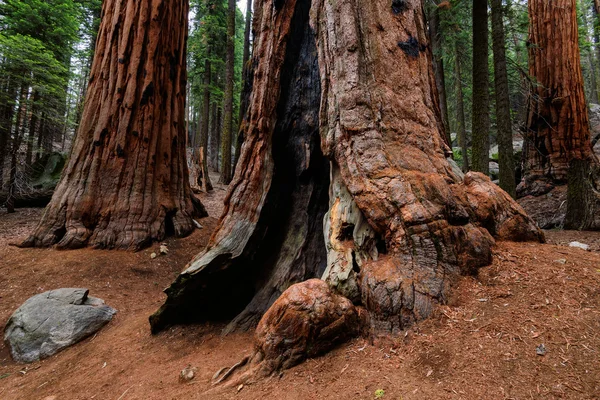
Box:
[4,288,116,363]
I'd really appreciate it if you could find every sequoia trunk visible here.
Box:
[21,0,206,250]
[521,0,596,194]
[150,0,542,342]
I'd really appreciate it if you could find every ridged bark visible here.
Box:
[521,0,596,193]
[471,0,490,175]
[150,0,543,338]
[21,0,206,250]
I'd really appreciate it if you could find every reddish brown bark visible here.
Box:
[520,0,596,194]
[21,0,206,250]
[150,0,542,344]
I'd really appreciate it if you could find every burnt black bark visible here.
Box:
[150,0,329,334]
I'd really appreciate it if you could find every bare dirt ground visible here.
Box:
[1,180,599,399]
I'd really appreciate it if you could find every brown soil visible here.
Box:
[1,180,600,399]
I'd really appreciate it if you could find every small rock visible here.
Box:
[4,289,116,363]
[536,344,547,356]
[237,384,244,392]
[159,244,169,255]
[179,365,197,383]
[569,241,590,251]
[150,252,157,259]
[554,259,567,264]
[193,220,203,229]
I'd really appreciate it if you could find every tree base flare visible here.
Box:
[19,195,207,251]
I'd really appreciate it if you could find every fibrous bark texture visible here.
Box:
[150,0,542,339]
[520,0,597,195]
[21,0,206,250]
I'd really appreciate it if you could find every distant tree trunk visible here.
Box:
[74,3,102,134]
[491,0,516,198]
[234,0,254,169]
[25,90,41,166]
[151,0,543,339]
[521,0,597,194]
[209,102,220,171]
[428,2,451,145]
[21,0,206,250]
[593,1,600,84]
[198,56,213,191]
[219,0,236,185]
[35,113,46,163]
[7,86,29,213]
[581,0,599,104]
[0,82,18,189]
[454,42,469,172]
[472,0,490,175]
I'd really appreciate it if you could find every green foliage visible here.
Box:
[374,389,385,399]
[188,0,246,123]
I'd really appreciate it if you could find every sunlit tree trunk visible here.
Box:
[22,0,206,250]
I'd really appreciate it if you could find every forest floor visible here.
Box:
[1,177,600,399]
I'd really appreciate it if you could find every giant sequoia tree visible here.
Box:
[21,0,206,250]
[150,0,542,359]
[521,0,600,229]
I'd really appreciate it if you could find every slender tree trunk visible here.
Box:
[490,0,516,197]
[593,1,600,91]
[74,3,102,134]
[581,0,599,104]
[234,0,254,169]
[21,0,206,250]
[472,0,490,175]
[151,0,543,344]
[428,2,451,146]
[219,0,236,184]
[454,42,469,172]
[198,57,213,191]
[0,81,18,189]
[25,90,41,166]
[35,113,46,162]
[209,101,220,171]
[7,86,29,213]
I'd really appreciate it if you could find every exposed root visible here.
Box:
[211,354,251,386]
